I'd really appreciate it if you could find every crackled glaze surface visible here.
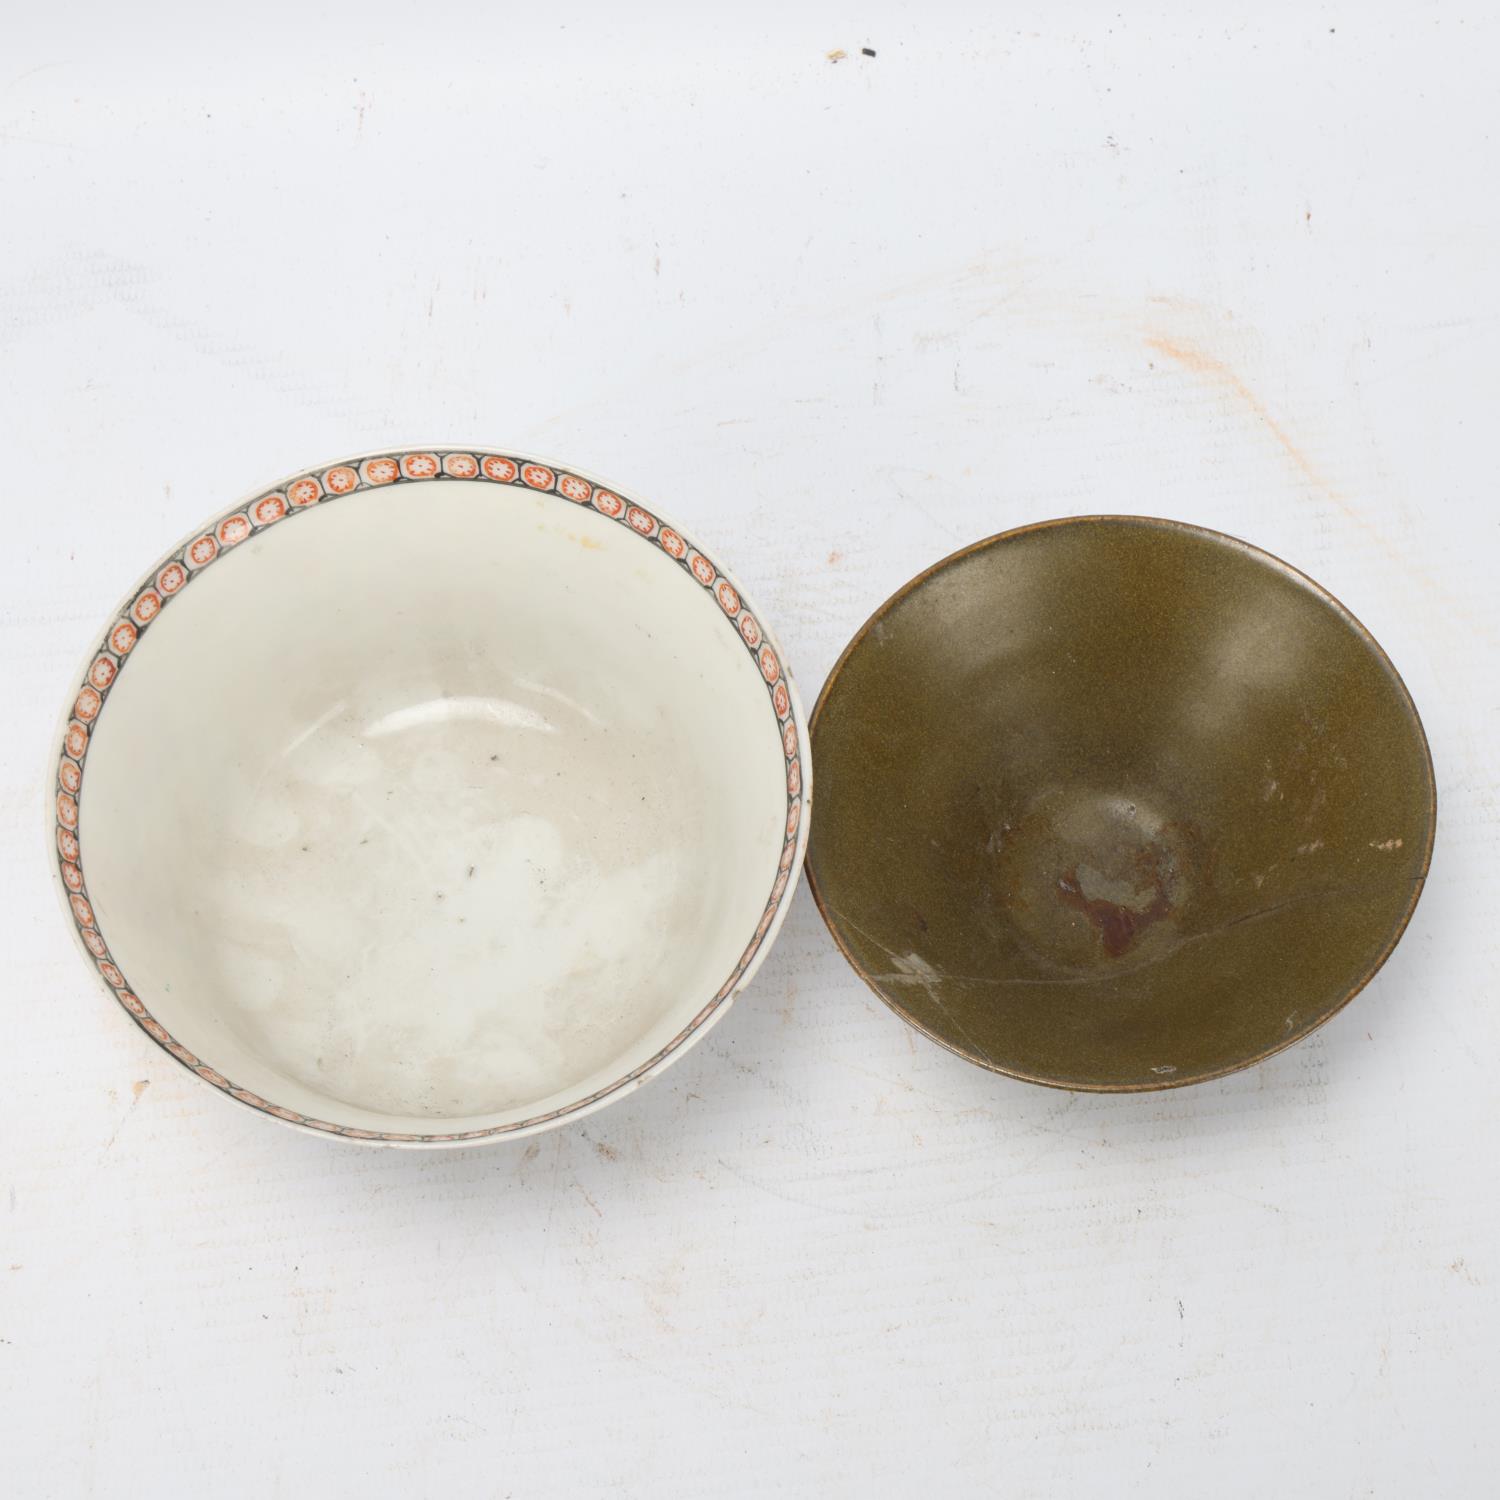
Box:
[53,451,809,1143]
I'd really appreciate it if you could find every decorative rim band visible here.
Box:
[54,451,808,1143]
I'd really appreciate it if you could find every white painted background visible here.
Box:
[3,5,1497,1495]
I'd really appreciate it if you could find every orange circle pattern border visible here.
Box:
[54,452,806,1143]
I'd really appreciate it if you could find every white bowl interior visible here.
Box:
[76,476,792,1137]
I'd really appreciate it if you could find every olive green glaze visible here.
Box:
[807,517,1436,1091]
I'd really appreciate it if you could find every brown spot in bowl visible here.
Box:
[1056,867,1172,958]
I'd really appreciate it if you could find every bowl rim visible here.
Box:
[805,513,1437,1092]
[47,444,812,1146]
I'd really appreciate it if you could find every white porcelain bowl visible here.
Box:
[52,450,810,1144]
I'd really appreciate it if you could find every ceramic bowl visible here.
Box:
[807,516,1435,1090]
[52,449,809,1144]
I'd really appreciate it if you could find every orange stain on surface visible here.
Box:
[1145,332,1495,645]
[1146,336,1324,488]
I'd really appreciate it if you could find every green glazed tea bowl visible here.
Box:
[807,516,1435,1091]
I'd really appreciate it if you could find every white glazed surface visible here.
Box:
[59,457,808,1141]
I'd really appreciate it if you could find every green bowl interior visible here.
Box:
[807,517,1435,1090]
